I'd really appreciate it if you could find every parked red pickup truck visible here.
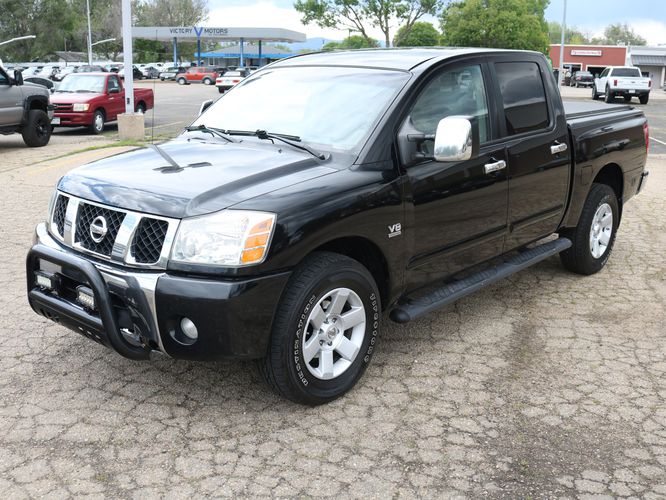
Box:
[51,72,154,134]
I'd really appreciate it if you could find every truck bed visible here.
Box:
[563,100,631,119]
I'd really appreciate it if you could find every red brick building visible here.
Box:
[549,44,628,77]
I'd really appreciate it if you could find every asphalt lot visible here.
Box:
[1,82,665,498]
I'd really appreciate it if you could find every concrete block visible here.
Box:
[118,113,145,141]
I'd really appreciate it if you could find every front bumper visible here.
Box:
[27,223,290,361]
[52,111,94,127]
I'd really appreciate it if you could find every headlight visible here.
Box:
[170,210,276,266]
[73,103,90,112]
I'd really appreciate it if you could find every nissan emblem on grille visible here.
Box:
[90,216,108,243]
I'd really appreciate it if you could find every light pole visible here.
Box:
[557,0,568,89]
[0,35,36,47]
[86,0,93,65]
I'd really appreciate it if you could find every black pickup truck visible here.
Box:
[27,49,649,405]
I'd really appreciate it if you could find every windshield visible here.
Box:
[612,68,641,77]
[192,66,410,152]
[57,74,106,93]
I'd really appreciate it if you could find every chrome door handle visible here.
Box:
[484,159,506,174]
[551,142,568,155]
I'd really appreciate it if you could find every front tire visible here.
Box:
[89,110,105,135]
[177,77,187,85]
[592,85,599,100]
[21,109,52,147]
[559,183,619,275]
[258,252,381,405]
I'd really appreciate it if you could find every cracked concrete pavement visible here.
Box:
[1,138,665,498]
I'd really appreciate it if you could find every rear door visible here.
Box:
[489,56,570,250]
[0,69,25,126]
[400,58,510,287]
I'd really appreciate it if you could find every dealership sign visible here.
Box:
[571,49,603,57]
[131,26,306,43]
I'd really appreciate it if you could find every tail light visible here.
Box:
[614,79,618,86]
[643,122,649,154]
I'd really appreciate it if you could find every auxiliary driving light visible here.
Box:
[180,317,198,340]
[76,286,96,310]
[35,271,57,291]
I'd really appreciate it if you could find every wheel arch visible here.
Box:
[593,163,624,219]
[26,96,48,112]
[310,236,391,310]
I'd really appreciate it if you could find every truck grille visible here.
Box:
[49,192,177,269]
[75,203,126,257]
[53,195,69,237]
[54,103,73,112]
[130,218,169,264]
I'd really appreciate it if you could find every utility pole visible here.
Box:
[121,0,134,114]
[86,0,93,65]
[557,0,567,89]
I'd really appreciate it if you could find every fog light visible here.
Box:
[76,286,96,310]
[35,271,56,290]
[180,317,198,340]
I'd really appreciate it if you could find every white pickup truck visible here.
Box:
[592,66,651,104]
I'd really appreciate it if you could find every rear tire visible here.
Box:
[218,87,224,93]
[559,183,619,275]
[604,86,614,103]
[21,109,52,147]
[135,102,146,114]
[258,252,381,405]
[202,77,212,85]
[639,94,649,104]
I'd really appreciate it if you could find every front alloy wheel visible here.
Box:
[258,252,380,405]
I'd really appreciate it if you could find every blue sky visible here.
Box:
[205,0,666,45]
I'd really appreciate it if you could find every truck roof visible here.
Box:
[273,47,537,71]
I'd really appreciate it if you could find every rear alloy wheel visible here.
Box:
[559,183,619,275]
[202,77,212,85]
[258,252,380,405]
[90,110,105,135]
[21,109,52,147]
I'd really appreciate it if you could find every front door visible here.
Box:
[0,69,24,126]
[490,58,571,250]
[106,75,123,120]
[400,61,509,289]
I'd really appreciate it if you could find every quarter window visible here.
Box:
[409,64,490,144]
[496,62,549,135]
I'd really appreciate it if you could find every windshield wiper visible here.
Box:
[223,129,327,160]
[184,124,235,143]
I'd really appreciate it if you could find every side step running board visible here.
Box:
[390,237,572,324]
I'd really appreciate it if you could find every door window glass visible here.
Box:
[496,62,549,135]
[409,64,490,144]
[107,76,120,92]
[0,72,8,85]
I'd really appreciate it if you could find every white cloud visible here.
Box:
[628,20,666,45]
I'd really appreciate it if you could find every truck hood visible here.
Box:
[50,92,104,103]
[57,137,338,218]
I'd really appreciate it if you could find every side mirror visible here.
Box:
[433,116,479,162]
[109,87,120,94]
[13,70,24,86]
[199,99,213,116]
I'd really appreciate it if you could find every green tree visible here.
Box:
[440,0,550,54]
[394,21,440,46]
[322,35,380,50]
[294,0,442,48]
[594,23,646,46]
[547,21,590,45]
